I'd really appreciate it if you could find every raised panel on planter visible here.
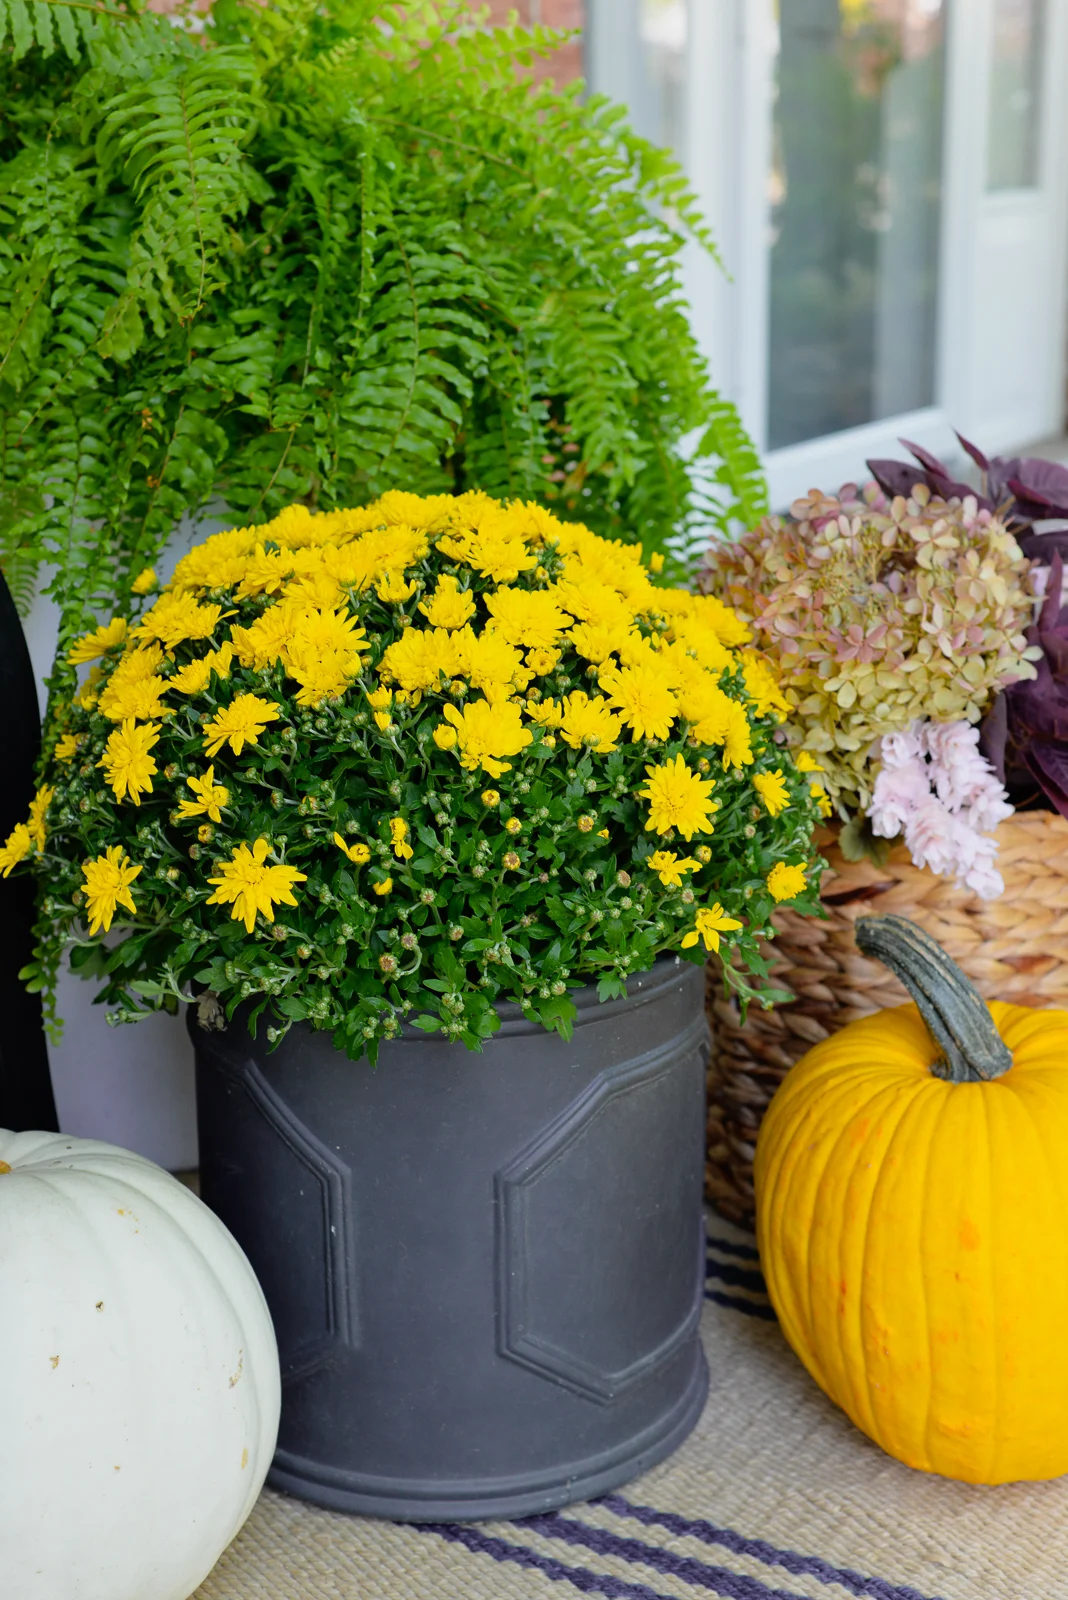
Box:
[203,1056,358,1383]
[496,1024,707,1403]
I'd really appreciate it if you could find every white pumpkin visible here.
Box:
[0,1129,281,1600]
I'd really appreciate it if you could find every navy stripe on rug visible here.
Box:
[598,1497,945,1600]
[521,1511,826,1599]
[705,1256,768,1296]
[706,1235,762,1263]
[704,1287,777,1322]
[423,1519,815,1600]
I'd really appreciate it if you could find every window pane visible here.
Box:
[767,1,945,451]
[638,0,689,160]
[987,0,1045,190]
[585,0,688,160]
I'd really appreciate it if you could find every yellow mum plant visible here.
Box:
[11,493,823,1058]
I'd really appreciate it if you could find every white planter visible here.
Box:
[48,970,198,1170]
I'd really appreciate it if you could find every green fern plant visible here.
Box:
[1,0,767,673]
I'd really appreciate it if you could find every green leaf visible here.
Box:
[8,0,33,58]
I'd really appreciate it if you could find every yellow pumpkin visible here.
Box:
[755,912,1068,1485]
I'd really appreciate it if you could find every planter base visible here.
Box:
[268,1340,708,1521]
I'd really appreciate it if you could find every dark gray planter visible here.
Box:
[191,955,709,1521]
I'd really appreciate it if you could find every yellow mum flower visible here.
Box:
[334,834,371,865]
[483,587,572,650]
[131,567,158,595]
[68,616,127,666]
[568,622,630,665]
[639,755,719,840]
[740,651,790,719]
[668,618,736,676]
[601,664,678,743]
[229,599,308,670]
[481,789,500,807]
[526,698,563,729]
[133,592,224,651]
[553,578,635,632]
[97,644,167,721]
[177,766,230,824]
[379,626,465,693]
[767,862,808,902]
[98,719,161,805]
[419,575,477,631]
[435,524,539,585]
[54,733,83,763]
[558,691,622,755]
[202,695,281,757]
[81,846,142,935]
[206,838,307,933]
[170,526,257,594]
[439,699,533,778]
[287,650,356,709]
[390,817,414,861]
[433,724,457,750]
[167,643,234,696]
[721,700,754,768]
[373,490,456,532]
[525,646,560,676]
[68,621,123,675]
[753,769,791,817]
[0,822,33,878]
[681,903,743,954]
[459,628,529,702]
[327,524,430,591]
[234,547,300,601]
[649,551,665,574]
[27,784,54,850]
[287,607,367,667]
[647,851,700,888]
[372,876,393,897]
[98,675,171,723]
[375,572,418,603]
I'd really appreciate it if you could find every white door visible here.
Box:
[586,0,1068,507]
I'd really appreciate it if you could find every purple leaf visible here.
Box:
[955,431,990,472]
[1024,742,1068,820]
[1039,550,1064,632]
[979,692,1007,780]
[1019,529,1068,563]
[1009,457,1068,504]
[901,438,950,475]
[866,458,928,499]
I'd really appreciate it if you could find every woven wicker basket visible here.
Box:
[705,809,1068,1226]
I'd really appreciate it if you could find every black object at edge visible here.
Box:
[0,571,58,1132]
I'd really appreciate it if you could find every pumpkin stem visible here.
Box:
[854,914,1013,1083]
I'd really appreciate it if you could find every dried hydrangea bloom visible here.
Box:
[704,482,1042,811]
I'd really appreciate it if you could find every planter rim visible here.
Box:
[192,951,702,1056]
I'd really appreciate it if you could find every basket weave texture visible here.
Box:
[705,809,1068,1226]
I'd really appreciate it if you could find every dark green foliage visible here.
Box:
[1,0,766,652]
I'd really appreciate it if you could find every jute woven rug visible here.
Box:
[193,1216,1067,1600]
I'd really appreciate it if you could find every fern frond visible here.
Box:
[4,0,766,673]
